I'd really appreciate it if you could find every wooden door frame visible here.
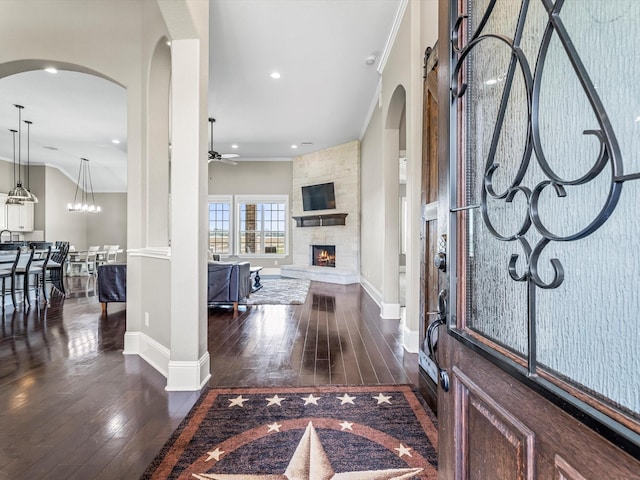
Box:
[418,44,441,414]
[436,1,455,476]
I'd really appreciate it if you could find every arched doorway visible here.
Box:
[146,37,172,247]
[380,84,406,319]
[0,65,127,252]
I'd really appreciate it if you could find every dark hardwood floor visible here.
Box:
[0,276,419,479]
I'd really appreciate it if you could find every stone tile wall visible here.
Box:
[291,141,360,275]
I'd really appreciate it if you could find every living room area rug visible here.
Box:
[141,385,438,479]
[240,278,311,306]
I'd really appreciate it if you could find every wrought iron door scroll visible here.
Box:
[448,0,640,458]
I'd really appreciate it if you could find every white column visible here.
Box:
[403,0,424,352]
[166,37,210,390]
[381,127,401,319]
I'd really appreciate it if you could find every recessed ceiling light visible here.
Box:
[291,144,298,149]
[166,41,171,46]
[301,142,313,146]
[44,67,58,74]
[112,139,120,144]
[43,146,58,151]
[484,78,499,86]
[231,144,239,149]
[270,72,281,79]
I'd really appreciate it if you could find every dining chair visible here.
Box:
[96,245,113,268]
[47,242,69,296]
[106,245,120,263]
[68,246,100,276]
[29,245,52,304]
[66,245,77,275]
[0,246,21,310]
[28,241,53,250]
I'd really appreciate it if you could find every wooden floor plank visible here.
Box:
[0,278,419,479]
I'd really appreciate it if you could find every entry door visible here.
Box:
[437,1,640,478]
[419,44,441,412]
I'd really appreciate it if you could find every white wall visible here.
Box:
[209,160,292,196]
[359,0,439,349]
[44,166,87,248]
[0,159,127,250]
[360,101,385,298]
[209,160,293,268]
[88,192,127,251]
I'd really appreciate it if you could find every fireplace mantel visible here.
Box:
[292,213,348,227]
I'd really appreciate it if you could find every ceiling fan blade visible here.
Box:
[208,117,239,164]
[218,158,238,165]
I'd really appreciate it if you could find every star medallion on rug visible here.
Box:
[141,385,438,479]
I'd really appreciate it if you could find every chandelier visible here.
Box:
[67,158,101,213]
[6,104,38,204]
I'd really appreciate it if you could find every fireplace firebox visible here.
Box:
[311,245,336,267]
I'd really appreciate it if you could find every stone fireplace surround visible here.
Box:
[281,141,360,285]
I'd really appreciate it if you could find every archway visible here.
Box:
[146,37,172,247]
[0,65,127,252]
[380,84,406,318]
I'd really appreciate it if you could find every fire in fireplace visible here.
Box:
[312,245,336,268]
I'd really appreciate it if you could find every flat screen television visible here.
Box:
[302,182,336,211]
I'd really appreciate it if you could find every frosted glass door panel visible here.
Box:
[461,0,640,417]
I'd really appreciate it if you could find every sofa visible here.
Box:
[97,261,252,314]
[98,263,127,313]
[207,261,252,312]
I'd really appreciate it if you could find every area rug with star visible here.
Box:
[141,385,438,479]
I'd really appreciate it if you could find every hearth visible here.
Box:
[311,245,336,267]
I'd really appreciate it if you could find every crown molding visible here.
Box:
[377,0,408,74]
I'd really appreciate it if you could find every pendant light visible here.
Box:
[23,120,38,203]
[67,157,101,213]
[5,128,23,205]
[7,104,35,203]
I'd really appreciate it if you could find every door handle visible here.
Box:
[426,289,450,392]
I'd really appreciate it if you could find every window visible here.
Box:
[208,196,232,254]
[208,195,288,257]
[236,195,288,255]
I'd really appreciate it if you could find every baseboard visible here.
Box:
[261,267,280,276]
[123,332,140,355]
[123,332,211,391]
[281,264,359,284]
[166,353,211,391]
[123,331,170,377]
[402,324,419,353]
[361,278,401,320]
[381,302,401,319]
[360,276,382,307]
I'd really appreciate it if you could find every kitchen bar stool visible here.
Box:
[0,246,21,310]
[14,246,36,308]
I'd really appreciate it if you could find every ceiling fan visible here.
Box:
[208,117,239,165]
